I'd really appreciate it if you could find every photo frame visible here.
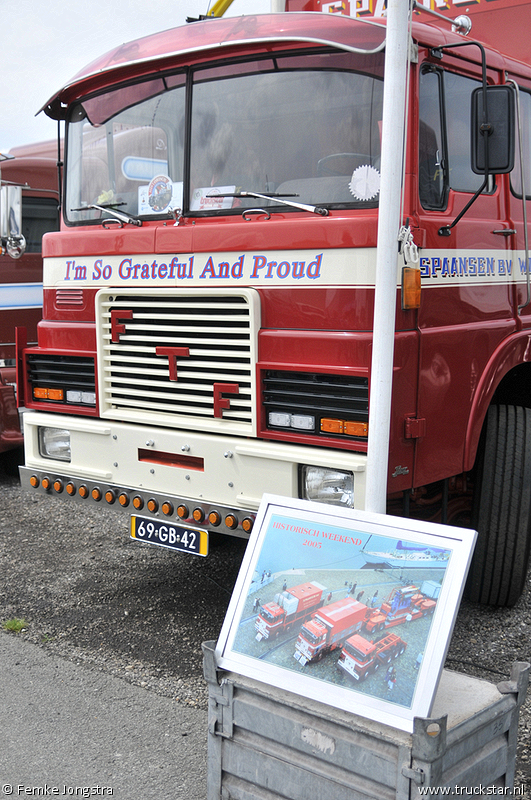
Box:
[216,494,477,732]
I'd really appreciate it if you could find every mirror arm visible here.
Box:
[433,40,490,236]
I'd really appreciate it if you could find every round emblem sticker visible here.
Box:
[147,175,173,212]
[349,165,381,201]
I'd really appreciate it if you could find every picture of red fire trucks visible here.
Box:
[293,584,437,666]
[337,633,407,682]
[255,581,327,641]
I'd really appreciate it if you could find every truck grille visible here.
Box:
[97,289,259,434]
[264,370,369,437]
[27,354,96,402]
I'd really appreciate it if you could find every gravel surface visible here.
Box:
[0,465,530,790]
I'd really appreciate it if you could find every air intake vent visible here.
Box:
[27,354,96,404]
[264,370,369,438]
[97,289,259,435]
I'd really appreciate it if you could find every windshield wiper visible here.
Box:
[72,203,142,227]
[215,191,329,217]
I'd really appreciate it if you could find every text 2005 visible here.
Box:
[303,539,322,548]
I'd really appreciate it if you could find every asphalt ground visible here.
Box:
[0,467,530,796]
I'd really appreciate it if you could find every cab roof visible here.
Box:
[41,12,386,120]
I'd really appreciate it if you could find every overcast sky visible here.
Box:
[0,0,271,153]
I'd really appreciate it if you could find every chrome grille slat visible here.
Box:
[97,289,258,433]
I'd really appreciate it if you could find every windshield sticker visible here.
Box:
[349,165,380,202]
[190,186,236,211]
[138,176,182,215]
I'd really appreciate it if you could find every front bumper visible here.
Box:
[21,411,367,539]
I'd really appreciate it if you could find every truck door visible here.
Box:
[413,64,515,489]
[506,75,531,329]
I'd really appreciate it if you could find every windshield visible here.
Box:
[65,50,384,224]
[344,640,369,662]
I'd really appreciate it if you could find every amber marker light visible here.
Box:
[41,476,51,490]
[321,418,344,434]
[53,479,64,493]
[29,475,40,488]
[91,487,102,501]
[225,514,238,530]
[132,495,144,510]
[177,504,189,519]
[162,501,173,516]
[402,265,421,310]
[33,387,65,401]
[208,511,221,526]
[147,498,158,513]
[118,493,129,507]
[192,507,205,523]
[78,485,89,499]
[242,517,254,534]
[66,482,76,496]
[105,489,116,504]
[344,421,368,437]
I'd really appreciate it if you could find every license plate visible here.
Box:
[130,516,208,557]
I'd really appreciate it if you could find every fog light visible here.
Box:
[38,427,71,462]
[301,465,354,507]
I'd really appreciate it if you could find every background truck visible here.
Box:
[363,585,436,634]
[294,597,368,665]
[16,0,531,605]
[0,143,59,469]
[255,581,327,640]
[337,632,407,682]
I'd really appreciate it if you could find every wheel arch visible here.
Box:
[464,331,531,472]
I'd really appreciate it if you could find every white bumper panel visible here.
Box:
[21,411,367,536]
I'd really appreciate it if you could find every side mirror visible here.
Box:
[0,184,26,259]
[471,85,515,175]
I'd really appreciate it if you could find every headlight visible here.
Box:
[38,427,71,462]
[300,465,354,507]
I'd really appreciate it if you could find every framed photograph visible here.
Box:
[216,495,477,732]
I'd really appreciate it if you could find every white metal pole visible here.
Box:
[365,0,411,514]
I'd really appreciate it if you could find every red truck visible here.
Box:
[255,581,327,641]
[337,632,407,682]
[0,143,58,469]
[16,0,531,604]
[364,585,436,635]
[294,597,368,666]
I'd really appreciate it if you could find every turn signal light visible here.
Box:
[320,418,368,437]
[242,517,254,534]
[33,387,65,401]
[225,514,238,530]
[192,507,205,523]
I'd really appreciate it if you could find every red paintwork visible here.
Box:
[24,10,531,499]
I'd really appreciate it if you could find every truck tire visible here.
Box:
[466,405,531,607]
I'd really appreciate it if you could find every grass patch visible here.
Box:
[2,617,28,633]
